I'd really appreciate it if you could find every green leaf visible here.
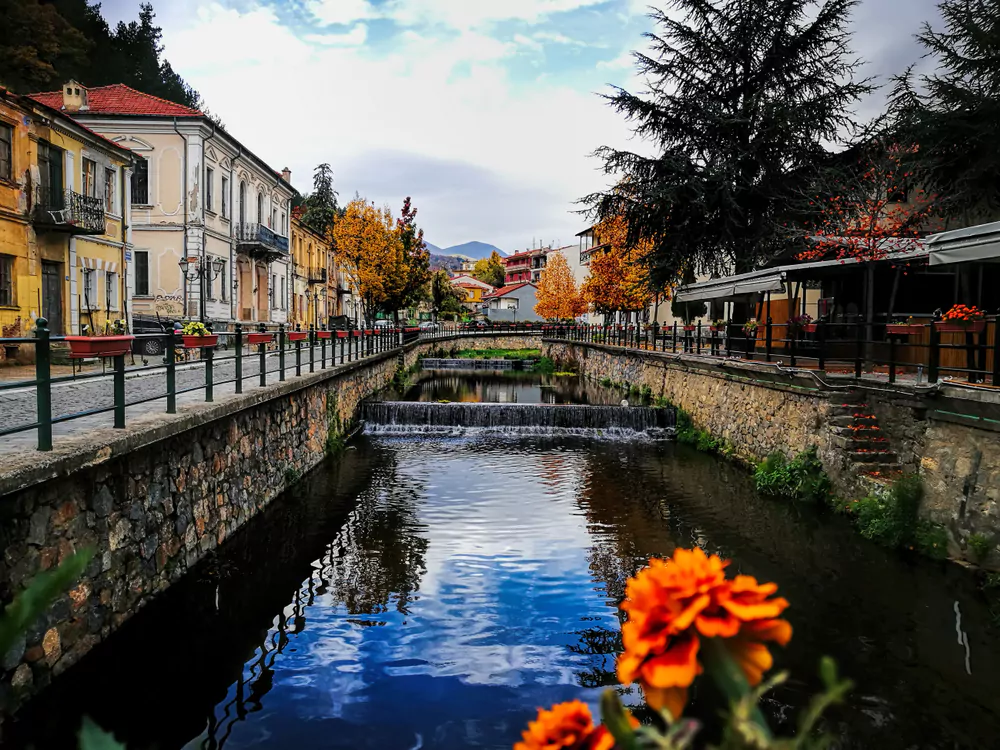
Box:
[701,637,773,741]
[78,717,126,750]
[600,689,638,750]
[0,549,93,658]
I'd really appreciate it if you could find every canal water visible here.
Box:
[10,437,1000,749]
[380,371,640,405]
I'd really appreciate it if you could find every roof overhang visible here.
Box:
[926,221,1000,266]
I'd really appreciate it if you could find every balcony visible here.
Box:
[235,223,290,259]
[32,187,106,235]
[308,267,327,285]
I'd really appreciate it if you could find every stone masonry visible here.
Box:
[0,333,541,715]
[544,339,1000,558]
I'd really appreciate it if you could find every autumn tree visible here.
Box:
[796,142,940,263]
[386,197,431,322]
[581,216,653,322]
[332,197,405,325]
[584,0,871,280]
[472,251,505,288]
[535,251,587,320]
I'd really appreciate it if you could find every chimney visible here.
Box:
[281,167,292,184]
[62,80,88,112]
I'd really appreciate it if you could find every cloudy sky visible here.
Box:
[102,0,942,253]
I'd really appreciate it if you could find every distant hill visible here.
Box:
[429,254,463,273]
[440,241,506,260]
[424,241,444,254]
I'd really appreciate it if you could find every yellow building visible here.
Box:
[0,84,134,353]
[449,274,494,309]
[290,216,336,329]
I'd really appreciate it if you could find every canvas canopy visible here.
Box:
[927,221,1000,266]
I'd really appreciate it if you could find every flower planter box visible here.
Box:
[364,329,373,335]
[803,324,818,333]
[65,335,134,358]
[683,326,696,332]
[336,331,349,339]
[182,334,219,349]
[287,331,309,342]
[316,330,332,339]
[247,332,273,345]
[935,320,986,334]
[710,326,726,333]
[886,324,924,335]
[351,330,361,337]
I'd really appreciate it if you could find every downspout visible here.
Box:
[120,159,130,334]
[232,143,243,322]
[172,117,190,319]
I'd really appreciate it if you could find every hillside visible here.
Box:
[441,241,506,260]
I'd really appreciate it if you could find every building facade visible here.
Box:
[31,83,295,329]
[449,274,494,309]
[0,85,134,350]
[290,216,338,329]
[481,282,542,322]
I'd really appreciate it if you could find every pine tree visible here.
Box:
[584,0,871,279]
[890,0,1000,220]
[0,0,91,91]
[301,163,340,238]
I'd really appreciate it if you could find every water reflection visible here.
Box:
[10,438,1000,750]
[383,372,638,405]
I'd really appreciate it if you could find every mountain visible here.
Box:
[440,241,506,260]
[424,241,444,254]
[429,254,463,273]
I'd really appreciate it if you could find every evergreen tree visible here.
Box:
[891,0,1000,221]
[301,163,340,238]
[0,0,90,91]
[584,0,871,279]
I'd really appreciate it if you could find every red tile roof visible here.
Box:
[484,282,535,299]
[1,88,134,157]
[29,84,203,117]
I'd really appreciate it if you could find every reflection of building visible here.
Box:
[0,84,135,342]
[31,82,295,327]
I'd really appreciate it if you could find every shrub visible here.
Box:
[914,521,949,560]
[853,474,924,550]
[753,447,831,504]
[967,533,993,563]
[599,377,613,387]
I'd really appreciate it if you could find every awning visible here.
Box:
[672,242,928,303]
[76,256,118,273]
[926,221,1000,266]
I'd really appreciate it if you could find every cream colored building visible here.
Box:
[31,83,295,327]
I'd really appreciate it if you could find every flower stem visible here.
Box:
[701,638,773,740]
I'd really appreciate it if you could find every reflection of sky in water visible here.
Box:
[188,438,615,750]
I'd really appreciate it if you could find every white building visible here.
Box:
[31,84,295,327]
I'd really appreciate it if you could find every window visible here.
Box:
[221,176,229,218]
[206,167,214,212]
[0,254,13,306]
[0,123,12,181]
[38,141,64,207]
[281,275,286,309]
[83,270,97,306]
[280,211,286,235]
[105,271,118,309]
[257,193,264,223]
[82,158,97,198]
[104,168,116,212]
[271,207,276,229]
[131,157,149,204]
[219,261,227,301]
[206,259,214,300]
[134,251,149,296]
[239,182,246,224]
[269,274,275,307]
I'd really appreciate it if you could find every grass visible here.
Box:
[967,533,993,564]
[454,348,541,360]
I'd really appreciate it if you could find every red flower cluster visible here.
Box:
[941,304,986,323]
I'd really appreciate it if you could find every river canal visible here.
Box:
[9,435,1000,748]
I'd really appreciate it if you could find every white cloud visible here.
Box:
[320,0,612,31]
[307,0,381,26]
[597,49,634,70]
[533,31,588,46]
[304,23,369,46]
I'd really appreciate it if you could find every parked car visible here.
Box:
[460,320,487,330]
[374,319,393,329]
[131,314,175,356]
[328,315,354,331]
[419,321,440,331]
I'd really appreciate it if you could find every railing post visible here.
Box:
[235,323,243,394]
[696,321,702,355]
[789,326,797,368]
[888,331,897,384]
[928,321,940,384]
[765,317,773,362]
[295,324,302,377]
[309,324,315,373]
[992,318,999,386]
[725,319,732,357]
[348,330,354,362]
[258,323,267,387]
[279,323,286,381]
[816,320,826,373]
[672,321,678,353]
[321,327,327,370]
[204,344,214,402]
[854,317,864,379]
[166,327,177,414]
[113,352,126,427]
[34,317,52,451]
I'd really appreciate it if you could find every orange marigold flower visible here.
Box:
[617,548,791,719]
[514,701,616,750]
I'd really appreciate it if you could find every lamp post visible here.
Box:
[179,255,226,322]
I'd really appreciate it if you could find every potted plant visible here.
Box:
[935,304,987,333]
[247,330,273,345]
[287,329,309,342]
[65,319,134,358]
[743,319,759,337]
[787,313,814,335]
[336,330,350,339]
[710,318,727,333]
[180,321,218,349]
[886,316,924,335]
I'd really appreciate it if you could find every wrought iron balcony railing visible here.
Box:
[31,187,106,235]
[309,267,327,284]
[234,223,290,257]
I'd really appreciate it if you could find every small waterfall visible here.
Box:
[361,402,676,439]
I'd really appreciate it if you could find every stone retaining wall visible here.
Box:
[544,340,1000,556]
[0,332,540,714]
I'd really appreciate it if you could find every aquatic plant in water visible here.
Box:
[515,547,851,750]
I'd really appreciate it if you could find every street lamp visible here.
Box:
[179,255,227,322]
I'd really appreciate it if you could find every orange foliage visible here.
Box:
[581,216,652,314]
[797,144,940,263]
[534,251,587,320]
[331,197,405,320]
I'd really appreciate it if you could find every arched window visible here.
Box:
[239,181,246,224]
[256,192,264,223]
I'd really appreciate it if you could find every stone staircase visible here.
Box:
[828,393,902,479]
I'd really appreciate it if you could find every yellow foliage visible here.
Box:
[472,251,506,288]
[581,216,652,314]
[331,198,405,320]
[534,251,587,320]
